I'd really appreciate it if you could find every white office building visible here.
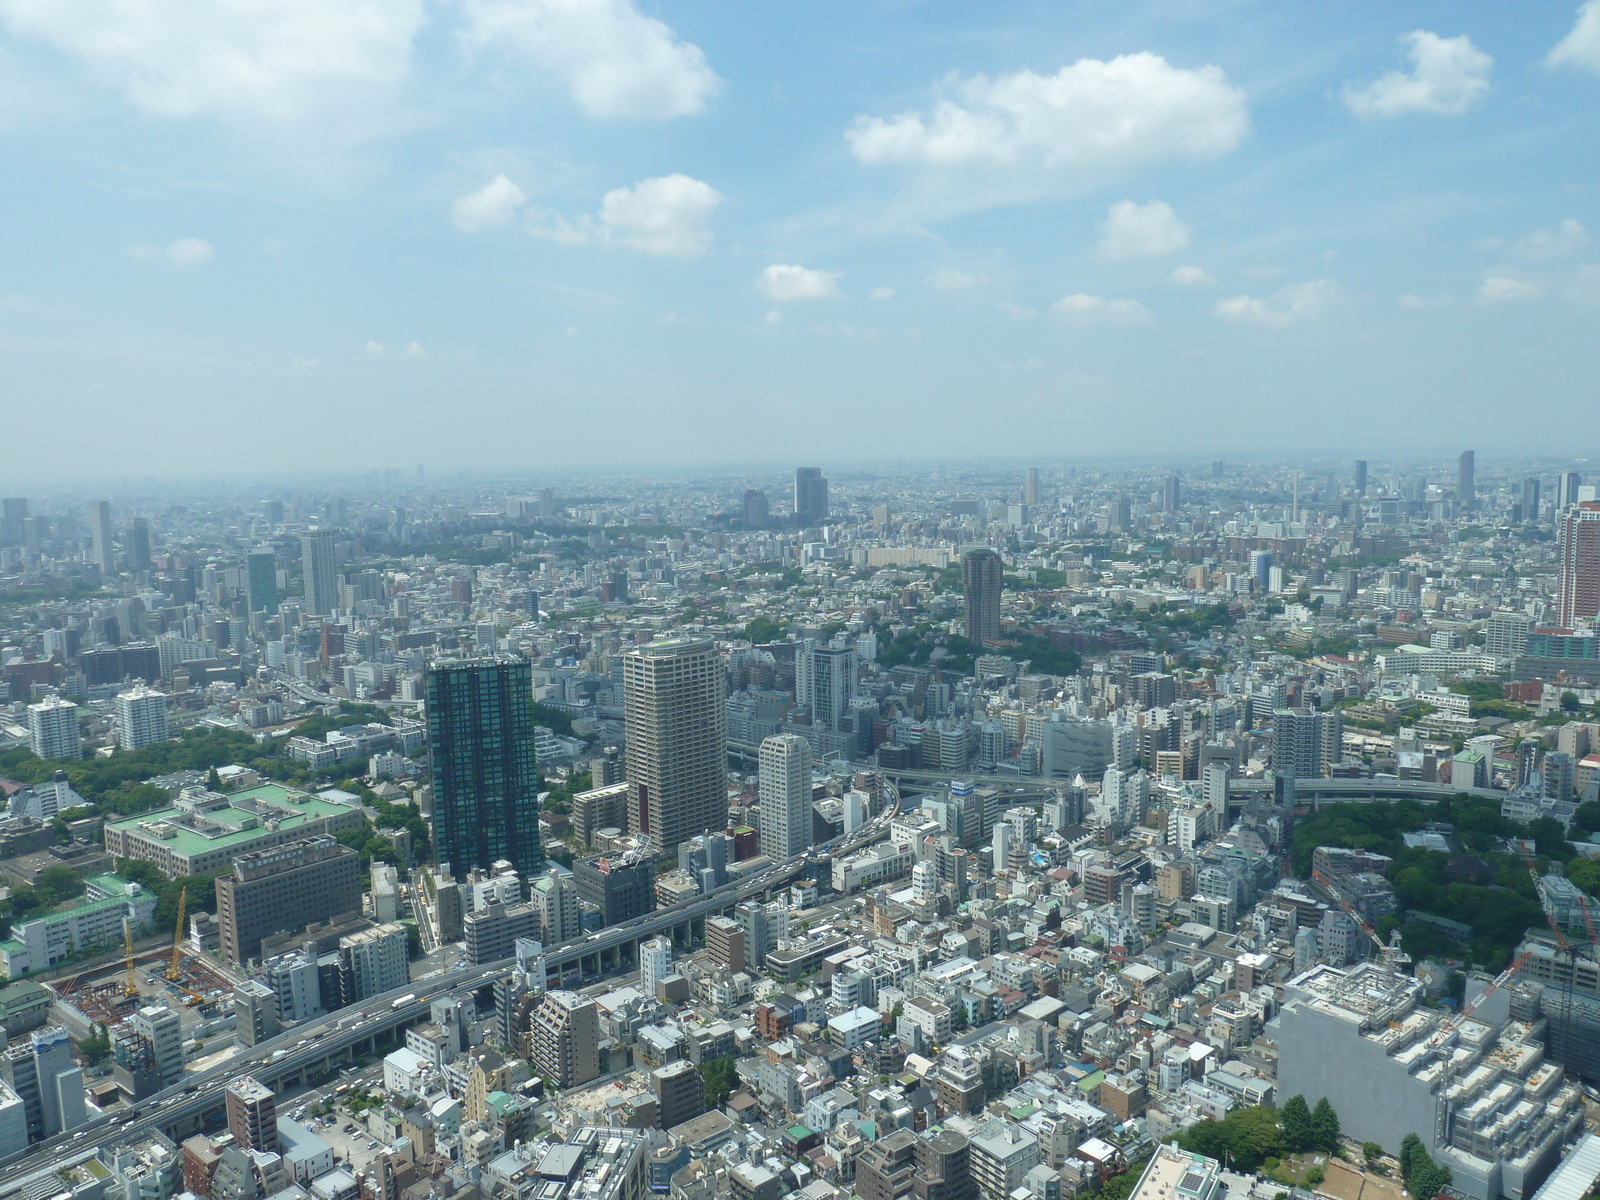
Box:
[758,734,812,860]
[115,686,170,751]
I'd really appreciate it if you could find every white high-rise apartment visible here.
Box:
[28,695,80,761]
[623,637,726,851]
[758,734,812,860]
[794,639,858,733]
[300,528,338,616]
[115,686,170,751]
[89,500,114,573]
[639,936,672,997]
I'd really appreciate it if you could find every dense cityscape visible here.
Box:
[0,456,1597,1200]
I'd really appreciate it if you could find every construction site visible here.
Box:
[51,890,239,1034]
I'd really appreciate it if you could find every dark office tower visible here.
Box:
[961,549,1003,645]
[794,467,829,527]
[264,499,284,527]
[623,637,726,851]
[1522,478,1542,523]
[300,528,337,616]
[1023,467,1040,507]
[1354,460,1368,495]
[1162,475,1180,513]
[742,488,769,529]
[129,518,152,572]
[1211,460,1224,479]
[247,549,278,614]
[1,497,26,542]
[1112,496,1132,531]
[1458,450,1475,511]
[427,657,541,878]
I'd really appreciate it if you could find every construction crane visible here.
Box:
[167,886,187,982]
[1312,868,1410,971]
[123,921,139,998]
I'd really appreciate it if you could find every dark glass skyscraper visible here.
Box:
[794,467,828,527]
[961,549,1003,645]
[247,548,278,614]
[427,657,541,879]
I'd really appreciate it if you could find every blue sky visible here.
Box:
[2,0,1599,481]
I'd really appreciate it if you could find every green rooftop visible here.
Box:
[105,783,361,860]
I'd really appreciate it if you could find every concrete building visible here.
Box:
[27,695,80,761]
[623,637,727,851]
[961,549,1003,645]
[0,873,158,977]
[758,734,812,861]
[214,836,362,964]
[224,1077,278,1155]
[639,937,672,999]
[575,847,656,927]
[706,916,745,972]
[115,685,170,751]
[232,980,280,1047]
[339,922,408,1002]
[529,991,600,1089]
[1273,962,1584,1200]
[651,1059,705,1130]
[300,529,338,617]
[968,1119,1040,1199]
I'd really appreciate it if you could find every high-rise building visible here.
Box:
[28,695,80,761]
[1457,449,1475,511]
[1249,549,1274,594]
[759,734,812,861]
[1,497,26,543]
[339,922,409,1001]
[1273,708,1342,779]
[639,936,672,998]
[427,657,542,878]
[1023,468,1040,507]
[114,685,170,750]
[299,529,338,616]
[651,1060,705,1130]
[795,640,857,732]
[742,488,769,529]
[224,1077,278,1155]
[214,836,362,963]
[1557,502,1600,630]
[529,991,600,1088]
[231,981,279,1047]
[1163,475,1180,512]
[6,1025,80,1143]
[1354,460,1368,495]
[89,500,115,573]
[1557,470,1583,511]
[1522,477,1542,523]
[247,549,278,614]
[623,637,726,851]
[128,517,152,573]
[706,916,744,970]
[528,867,582,946]
[574,848,656,926]
[961,549,1003,645]
[794,467,829,527]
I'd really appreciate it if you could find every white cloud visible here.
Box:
[1549,1,1600,71]
[129,237,214,266]
[1097,199,1191,260]
[365,340,386,355]
[1168,264,1215,285]
[869,286,895,301]
[1214,280,1340,326]
[757,264,840,302]
[846,53,1247,198]
[1342,31,1492,118]
[0,0,427,121]
[764,309,782,325]
[403,340,426,356]
[1510,218,1590,261]
[528,174,722,258]
[595,174,721,257]
[1567,264,1600,304]
[1241,265,1286,280]
[1399,293,1453,308]
[1050,293,1153,323]
[926,268,976,290]
[997,301,1037,320]
[1478,274,1540,303]
[452,174,527,232]
[458,0,720,119]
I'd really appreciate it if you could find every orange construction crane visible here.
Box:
[167,887,187,982]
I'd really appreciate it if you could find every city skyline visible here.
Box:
[2,2,1599,475]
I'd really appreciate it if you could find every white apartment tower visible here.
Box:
[758,733,812,860]
[28,696,80,761]
[115,686,170,751]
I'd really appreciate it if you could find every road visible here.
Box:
[4,775,902,1184]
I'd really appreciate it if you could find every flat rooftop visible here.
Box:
[105,783,358,857]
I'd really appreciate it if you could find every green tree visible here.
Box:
[697,1055,739,1108]
[1280,1094,1314,1153]
[1310,1097,1341,1153]
[1305,1166,1326,1187]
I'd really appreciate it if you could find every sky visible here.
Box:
[2,0,1599,481]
